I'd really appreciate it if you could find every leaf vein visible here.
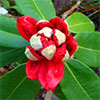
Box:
[32,0,46,20]
[64,62,92,100]
[78,46,100,52]
[69,22,92,28]
[7,76,27,100]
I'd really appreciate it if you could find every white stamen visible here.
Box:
[30,35,43,51]
[41,45,56,60]
[38,27,53,38]
[55,29,66,46]
[25,48,39,61]
[62,50,70,62]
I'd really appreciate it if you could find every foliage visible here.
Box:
[0,0,100,100]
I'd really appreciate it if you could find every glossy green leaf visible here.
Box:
[14,0,56,21]
[60,59,100,100]
[0,30,29,48]
[74,31,100,67]
[0,46,26,67]
[0,63,41,99]
[0,16,19,35]
[66,12,95,33]
[0,16,29,48]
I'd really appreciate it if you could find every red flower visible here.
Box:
[17,16,78,91]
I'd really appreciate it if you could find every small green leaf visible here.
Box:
[74,31,100,67]
[0,63,41,99]
[0,46,25,67]
[14,0,56,21]
[60,59,100,100]
[0,0,10,9]
[66,12,95,33]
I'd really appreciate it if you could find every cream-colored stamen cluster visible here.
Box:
[55,29,66,46]
[41,45,56,60]
[25,20,70,62]
[38,27,53,38]
[30,35,43,50]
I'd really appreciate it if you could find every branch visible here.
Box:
[62,1,81,19]
[0,0,4,7]
[44,91,53,100]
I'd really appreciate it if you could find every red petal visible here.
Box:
[42,40,55,49]
[49,17,68,36]
[27,46,44,60]
[38,60,49,90]
[52,29,59,46]
[26,60,41,79]
[17,16,37,41]
[66,35,78,56]
[54,43,66,62]
[47,60,64,91]
[37,21,53,31]
[38,60,64,91]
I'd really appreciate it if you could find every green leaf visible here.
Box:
[60,59,100,100]
[0,16,19,35]
[0,16,29,48]
[66,12,95,33]
[54,84,67,100]
[0,30,29,48]
[0,0,10,9]
[74,31,100,67]
[0,63,41,99]
[14,0,56,21]
[0,46,26,67]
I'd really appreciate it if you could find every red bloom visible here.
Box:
[17,16,78,91]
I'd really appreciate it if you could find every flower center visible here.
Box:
[25,27,70,61]
[41,45,56,60]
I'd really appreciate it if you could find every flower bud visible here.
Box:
[17,16,37,41]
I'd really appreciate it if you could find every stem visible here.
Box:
[62,1,81,19]
[44,90,53,100]
[0,0,4,7]
[80,5,100,13]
